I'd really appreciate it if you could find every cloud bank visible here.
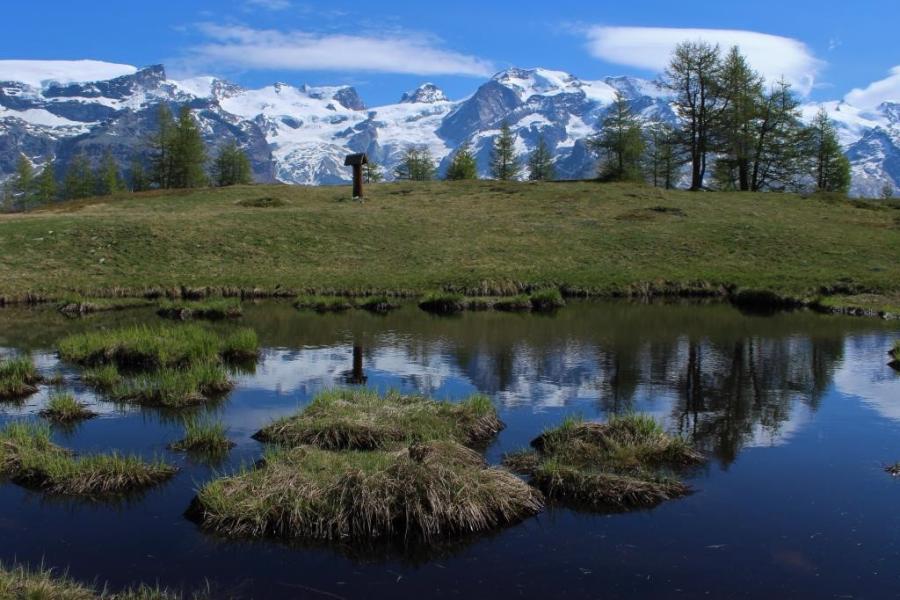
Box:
[585,26,822,96]
[188,24,494,77]
[844,66,900,110]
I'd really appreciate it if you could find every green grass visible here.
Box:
[157,298,243,320]
[493,295,533,312]
[111,363,233,408]
[293,295,355,312]
[191,440,542,542]
[503,414,704,510]
[40,392,96,422]
[418,291,466,314]
[0,356,41,400]
[58,295,153,316]
[0,181,896,312]
[57,324,258,369]
[170,418,234,453]
[0,561,210,599]
[81,364,123,391]
[357,295,401,314]
[0,422,176,497]
[253,388,502,449]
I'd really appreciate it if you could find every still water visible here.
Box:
[0,301,898,599]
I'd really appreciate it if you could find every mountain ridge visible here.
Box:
[0,60,896,197]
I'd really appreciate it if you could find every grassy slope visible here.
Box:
[0,181,897,305]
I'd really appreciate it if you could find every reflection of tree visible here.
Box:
[342,345,367,385]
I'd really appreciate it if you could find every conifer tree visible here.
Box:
[663,41,725,190]
[34,164,58,205]
[714,46,764,191]
[588,92,645,182]
[63,153,95,200]
[445,141,478,180]
[13,154,35,205]
[881,182,895,200]
[808,108,851,194]
[394,147,435,181]
[170,106,208,188]
[150,104,176,189]
[96,151,125,196]
[364,161,383,183]
[527,137,555,181]
[490,121,521,180]
[644,122,684,189]
[213,140,253,187]
[130,157,149,192]
[747,79,807,192]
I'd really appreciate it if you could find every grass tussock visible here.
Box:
[40,392,96,422]
[293,295,355,313]
[111,363,233,408]
[0,356,42,400]
[237,196,286,208]
[254,389,503,449]
[357,296,401,314]
[157,298,243,321]
[0,561,211,599]
[503,414,703,511]
[58,296,152,316]
[420,289,565,315]
[191,440,543,542]
[82,364,123,391]
[0,422,176,497]
[170,418,235,453]
[886,463,900,476]
[890,341,900,370]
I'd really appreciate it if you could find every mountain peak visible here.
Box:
[400,83,448,104]
[491,67,584,101]
[0,59,139,88]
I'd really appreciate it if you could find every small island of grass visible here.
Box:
[190,440,543,542]
[0,356,42,401]
[157,298,243,321]
[890,341,899,370]
[253,389,503,449]
[170,418,235,454]
[39,392,97,423]
[503,414,704,511]
[0,422,176,497]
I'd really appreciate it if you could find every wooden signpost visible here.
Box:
[344,153,368,199]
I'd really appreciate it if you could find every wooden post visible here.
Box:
[344,153,369,200]
[353,164,363,199]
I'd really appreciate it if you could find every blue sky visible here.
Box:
[1,0,898,107]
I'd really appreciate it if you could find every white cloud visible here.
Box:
[188,24,494,77]
[584,26,823,96]
[844,66,900,109]
[244,0,291,10]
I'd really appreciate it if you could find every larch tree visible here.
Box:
[34,163,58,204]
[13,154,35,205]
[445,141,478,180]
[714,46,764,191]
[63,153,96,200]
[394,147,436,181]
[213,140,253,187]
[170,106,208,189]
[364,161,383,183]
[588,92,645,182]
[644,121,684,189]
[527,137,556,181]
[808,108,851,194]
[663,41,726,190]
[490,121,521,181]
[96,150,125,196]
[150,104,176,189]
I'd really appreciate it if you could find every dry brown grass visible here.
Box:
[191,440,543,542]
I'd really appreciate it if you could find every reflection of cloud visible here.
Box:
[833,339,900,420]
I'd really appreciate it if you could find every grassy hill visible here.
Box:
[0,181,898,313]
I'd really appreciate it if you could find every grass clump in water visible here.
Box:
[293,295,355,313]
[170,418,235,454]
[357,296,401,314]
[111,363,233,408]
[493,295,532,312]
[529,288,566,312]
[58,324,259,369]
[503,414,704,511]
[0,422,176,497]
[40,392,96,423]
[157,299,243,321]
[254,389,503,449]
[418,291,466,314]
[58,296,152,316]
[82,365,123,391]
[0,561,212,599]
[190,440,543,542]
[890,341,899,370]
[0,356,42,400]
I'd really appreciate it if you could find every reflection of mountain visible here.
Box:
[833,334,900,421]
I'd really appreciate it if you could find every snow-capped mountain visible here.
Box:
[0,60,896,197]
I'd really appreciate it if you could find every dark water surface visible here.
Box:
[1,301,899,599]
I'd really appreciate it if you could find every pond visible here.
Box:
[1,300,898,599]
